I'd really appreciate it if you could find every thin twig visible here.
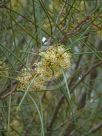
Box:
[47,60,102,132]
[88,121,102,134]
[0,82,17,100]
[71,61,102,91]
[47,95,65,131]
[60,16,91,43]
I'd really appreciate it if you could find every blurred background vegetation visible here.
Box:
[0,0,102,136]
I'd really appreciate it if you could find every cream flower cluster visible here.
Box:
[38,44,71,78]
[17,68,33,90]
[17,44,71,90]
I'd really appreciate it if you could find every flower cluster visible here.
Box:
[38,44,71,78]
[17,68,33,90]
[17,44,71,91]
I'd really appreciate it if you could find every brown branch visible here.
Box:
[47,60,102,133]
[0,81,17,100]
[71,60,102,92]
[88,121,102,134]
[63,61,102,136]
[60,14,102,44]
[60,16,91,43]
[47,95,65,131]
[92,23,102,30]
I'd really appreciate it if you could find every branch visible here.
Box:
[0,81,17,100]
[47,95,65,131]
[88,121,102,134]
[60,16,91,43]
[71,61,102,92]
[47,60,102,132]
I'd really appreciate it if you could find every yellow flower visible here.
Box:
[17,44,71,91]
[37,43,71,81]
[17,68,32,90]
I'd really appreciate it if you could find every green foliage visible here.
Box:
[0,0,102,136]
